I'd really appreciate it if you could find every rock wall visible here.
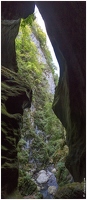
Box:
[30,31,55,94]
[1,66,32,198]
[1,19,20,72]
[1,2,34,197]
[36,1,86,182]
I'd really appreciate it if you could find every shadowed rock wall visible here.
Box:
[1,66,32,198]
[1,2,34,197]
[36,1,86,182]
[1,19,20,72]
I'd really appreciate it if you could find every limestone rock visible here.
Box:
[30,32,55,95]
[1,66,32,198]
[31,32,47,65]
[37,170,49,184]
[37,1,86,183]
[1,19,20,72]
[37,186,40,191]
[38,170,46,174]
[48,186,57,195]
[51,168,56,173]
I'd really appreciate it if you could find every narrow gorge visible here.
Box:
[16,18,70,199]
[1,2,86,199]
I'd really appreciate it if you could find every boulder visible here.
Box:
[48,186,57,195]
[37,186,40,191]
[51,168,56,173]
[37,170,49,184]
[38,170,46,174]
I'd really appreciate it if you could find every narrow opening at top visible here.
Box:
[34,5,60,77]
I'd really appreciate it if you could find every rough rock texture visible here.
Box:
[1,1,86,196]
[1,19,20,72]
[36,170,49,184]
[1,66,32,198]
[48,186,57,195]
[1,1,35,20]
[30,32,47,65]
[1,1,35,73]
[36,1,86,182]
[54,182,85,199]
[1,2,34,197]
[31,31,55,94]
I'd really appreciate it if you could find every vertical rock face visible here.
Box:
[1,66,32,198]
[31,32,47,65]
[1,2,35,197]
[1,19,20,72]
[1,1,35,20]
[30,32,55,95]
[36,1,86,182]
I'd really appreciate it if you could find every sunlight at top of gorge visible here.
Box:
[34,5,60,77]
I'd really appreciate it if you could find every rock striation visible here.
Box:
[31,31,55,95]
[1,3,34,197]
[1,19,20,72]
[1,66,32,198]
[36,1,86,182]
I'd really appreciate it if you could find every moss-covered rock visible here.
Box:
[55,182,85,199]
[1,66,32,198]
[55,161,73,186]
[23,192,43,199]
[7,189,23,199]
[18,174,37,196]
[52,144,68,164]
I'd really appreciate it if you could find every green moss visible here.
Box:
[55,161,70,186]
[1,65,32,197]
[30,135,49,165]
[18,174,37,196]
[7,189,23,199]
[35,192,43,199]
[55,182,84,199]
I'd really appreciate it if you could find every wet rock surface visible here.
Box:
[34,166,58,199]
[1,66,32,198]
[48,186,57,195]
[36,170,50,184]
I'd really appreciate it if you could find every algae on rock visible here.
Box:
[54,182,85,199]
[1,66,32,198]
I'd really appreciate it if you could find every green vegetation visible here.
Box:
[1,65,32,198]
[32,21,58,80]
[15,15,69,197]
[54,182,84,199]
[18,174,37,196]
[7,189,22,199]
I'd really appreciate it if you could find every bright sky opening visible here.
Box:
[34,5,60,77]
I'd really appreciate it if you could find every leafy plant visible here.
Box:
[18,174,37,196]
[16,14,66,177]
